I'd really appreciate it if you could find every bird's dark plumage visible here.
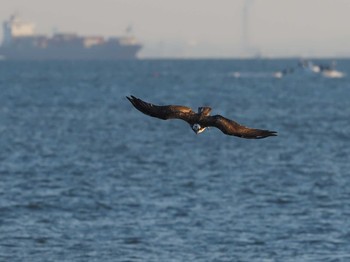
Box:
[126,95,277,139]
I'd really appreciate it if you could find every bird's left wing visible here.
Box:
[202,115,277,139]
[126,95,195,121]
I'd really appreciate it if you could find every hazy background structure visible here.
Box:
[1,0,350,58]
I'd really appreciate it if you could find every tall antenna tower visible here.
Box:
[242,0,259,57]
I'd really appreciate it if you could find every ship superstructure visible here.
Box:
[0,15,142,60]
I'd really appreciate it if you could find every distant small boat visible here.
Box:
[274,60,345,79]
[321,69,344,78]
[299,60,321,74]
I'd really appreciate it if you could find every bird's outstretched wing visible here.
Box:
[126,95,195,121]
[203,115,277,139]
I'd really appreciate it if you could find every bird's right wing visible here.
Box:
[126,96,195,121]
[204,115,277,139]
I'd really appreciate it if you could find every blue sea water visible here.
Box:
[0,59,350,261]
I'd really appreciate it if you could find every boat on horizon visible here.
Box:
[0,15,142,60]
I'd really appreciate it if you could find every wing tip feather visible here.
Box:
[256,130,278,139]
[126,95,143,107]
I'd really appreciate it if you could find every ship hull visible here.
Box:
[0,44,142,60]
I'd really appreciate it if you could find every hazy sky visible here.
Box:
[1,0,350,58]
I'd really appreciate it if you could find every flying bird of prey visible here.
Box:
[126,96,277,139]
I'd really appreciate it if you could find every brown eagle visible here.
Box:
[126,95,277,139]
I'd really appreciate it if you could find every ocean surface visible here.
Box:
[1,59,350,261]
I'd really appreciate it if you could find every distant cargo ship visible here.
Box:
[0,15,142,60]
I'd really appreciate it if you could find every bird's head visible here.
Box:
[192,123,206,134]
